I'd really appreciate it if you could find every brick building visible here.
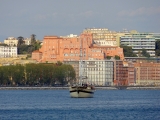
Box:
[134,62,160,85]
[32,33,124,62]
[114,60,135,86]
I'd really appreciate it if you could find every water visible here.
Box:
[0,90,160,120]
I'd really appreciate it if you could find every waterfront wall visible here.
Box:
[0,86,160,90]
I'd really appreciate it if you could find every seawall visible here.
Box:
[0,86,160,90]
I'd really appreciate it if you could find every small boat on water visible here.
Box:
[69,38,95,98]
[69,84,95,98]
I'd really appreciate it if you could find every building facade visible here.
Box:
[134,62,160,85]
[32,33,124,62]
[81,60,114,86]
[83,28,117,46]
[64,60,114,86]
[120,33,155,56]
[0,46,17,58]
[4,37,18,46]
[114,60,135,86]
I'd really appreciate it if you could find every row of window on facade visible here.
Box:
[63,53,103,57]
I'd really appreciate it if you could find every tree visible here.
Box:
[17,36,24,46]
[0,43,8,46]
[115,55,120,60]
[141,48,150,58]
[106,56,111,60]
[0,63,76,86]
[155,40,160,56]
[31,34,36,44]
[120,45,137,57]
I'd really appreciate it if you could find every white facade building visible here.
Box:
[120,33,155,56]
[0,46,17,58]
[60,34,78,38]
[80,60,114,86]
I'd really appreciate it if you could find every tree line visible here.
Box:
[0,62,76,86]
[121,45,150,57]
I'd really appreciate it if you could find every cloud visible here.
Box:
[118,6,160,17]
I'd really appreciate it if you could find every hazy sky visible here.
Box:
[0,0,160,41]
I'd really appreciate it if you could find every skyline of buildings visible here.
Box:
[1,28,160,86]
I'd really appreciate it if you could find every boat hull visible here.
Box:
[69,86,94,98]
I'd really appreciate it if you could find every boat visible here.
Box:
[69,84,94,98]
[69,38,95,98]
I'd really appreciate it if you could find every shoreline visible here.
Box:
[0,86,160,90]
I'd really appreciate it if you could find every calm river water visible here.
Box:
[0,89,160,120]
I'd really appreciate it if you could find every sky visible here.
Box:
[0,0,160,41]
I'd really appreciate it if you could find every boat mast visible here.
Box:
[79,37,83,85]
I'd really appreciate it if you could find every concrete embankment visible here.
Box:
[0,87,69,90]
[0,86,160,90]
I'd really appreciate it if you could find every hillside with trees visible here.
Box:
[17,34,41,54]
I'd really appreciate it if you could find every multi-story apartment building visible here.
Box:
[32,33,124,62]
[64,60,114,86]
[124,57,160,63]
[116,29,130,47]
[120,32,155,56]
[0,46,17,58]
[134,62,160,85]
[64,59,136,86]
[151,33,160,41]
[81,60,114,86]
[4,37,18,46]
[114,60,135,86]
[82,28,117,46]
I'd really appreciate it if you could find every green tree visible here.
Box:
[12,65,25,85]
[115,55,120,60]
[0,63,75,86]
[141,48,150,58]
[106,56,111,60]
[120,45,137,57]
[17,36,24,46]
[31,34,36,44]
[155,40,160,56]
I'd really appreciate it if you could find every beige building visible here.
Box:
[82,28,117,46]
[4,37,18,46]
[24,38,31,45]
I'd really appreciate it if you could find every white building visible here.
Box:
[80,60,114,86]
[4,37,18,46]
[120,33,155,56]
[0,46,17,58]
[60,34,78,38]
